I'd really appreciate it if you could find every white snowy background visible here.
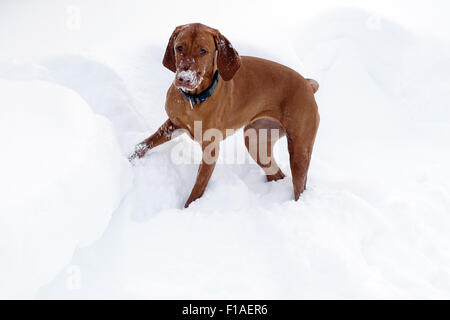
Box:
[1,0,449,299]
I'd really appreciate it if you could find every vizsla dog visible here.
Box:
[130,23,320,208]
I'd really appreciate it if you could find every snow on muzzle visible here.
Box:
[175,69,202,91]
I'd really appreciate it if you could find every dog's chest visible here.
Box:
[167,100,223,136]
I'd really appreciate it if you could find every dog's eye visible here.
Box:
[199,48,207,55]
[177,46,183,52]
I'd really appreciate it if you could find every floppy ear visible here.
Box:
[163,25,185,72]
[214,31,241,81]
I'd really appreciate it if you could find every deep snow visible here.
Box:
[0,79,131,298]
[1,1,450,299]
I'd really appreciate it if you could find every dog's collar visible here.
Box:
[179,70,220,109]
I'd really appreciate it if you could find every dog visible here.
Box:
[129,23,320,208]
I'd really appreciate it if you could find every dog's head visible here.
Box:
[163,23,241,92]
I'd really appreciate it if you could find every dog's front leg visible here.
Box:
[184,141,220,208]
[129,119,178,161]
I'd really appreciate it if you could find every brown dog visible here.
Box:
[130,23,320,208]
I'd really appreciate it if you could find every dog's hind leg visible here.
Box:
[244,118,286,182]
[287,137,311,200]
[285,102,320,200]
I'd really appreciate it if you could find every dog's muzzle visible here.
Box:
[175,70,202,91]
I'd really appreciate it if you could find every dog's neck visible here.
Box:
[179,70,220,107]
[191,72,216,95]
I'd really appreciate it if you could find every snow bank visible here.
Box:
[0,79,132,298]
[0,56,145,152]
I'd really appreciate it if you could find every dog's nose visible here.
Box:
[177,70,196,84]
[178,75,188,82]
[182,65,189,71]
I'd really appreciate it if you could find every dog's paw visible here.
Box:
[184,198,193,209]
[266,170,286,182]
[127,152,138,165]
[184,194,201,208]
[128,143,149,165]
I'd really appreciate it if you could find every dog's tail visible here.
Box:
[306,78,319,94]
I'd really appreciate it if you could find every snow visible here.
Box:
[176,69,203,91]
[1,1,450,299]
[0,79,132,298]
[177,70,197,83]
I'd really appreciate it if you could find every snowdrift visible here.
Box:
[0,79,132,298]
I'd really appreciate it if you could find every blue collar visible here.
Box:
[179,70,220,108]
